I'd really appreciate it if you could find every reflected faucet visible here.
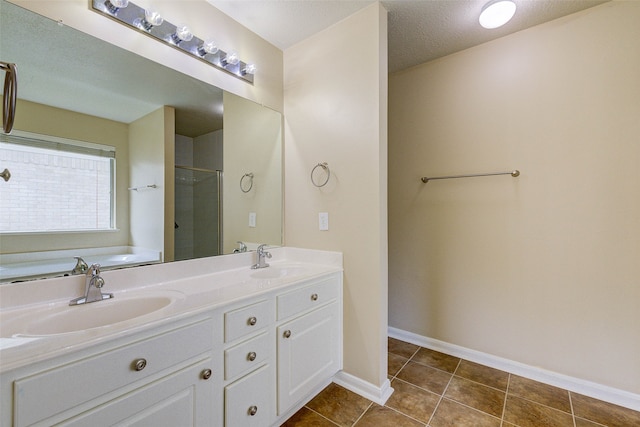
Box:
[69,263,114,306]
[251,244,271,269]
[234,241,248,253]
[71,256,89,275]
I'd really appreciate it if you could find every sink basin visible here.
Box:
[1,292,182,338]
[250,266,307,280]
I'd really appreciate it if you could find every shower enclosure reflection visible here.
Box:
[174,166,222,261]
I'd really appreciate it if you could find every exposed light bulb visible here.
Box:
[171,24,193,45]
[198,38,219,57]
[223,50,240,66]
[104,0,129,14]
[243,64,257,75]
[479,0,516,29]
[137,8,163,31]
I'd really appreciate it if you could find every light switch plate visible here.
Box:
[319,212,329,231]
[249,212,256,227]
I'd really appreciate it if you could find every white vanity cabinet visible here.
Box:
[0,267,343,427]
[276,274,343,415]
[1,318,216,427]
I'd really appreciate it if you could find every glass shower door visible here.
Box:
[174,166,222,261]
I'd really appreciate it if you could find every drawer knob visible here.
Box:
[132,358,147,371]
[201,369,212,380]
[311,293,319,301]
[248,316,257,326]
[247,351,257,361]
[283,330,292,338]
[248,405,258,416]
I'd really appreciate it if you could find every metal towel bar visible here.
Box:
[421,170,520,183]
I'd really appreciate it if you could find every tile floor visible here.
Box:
[282,338,640,427]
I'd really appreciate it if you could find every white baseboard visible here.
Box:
[333,371,394,405]
[388,326,640,412]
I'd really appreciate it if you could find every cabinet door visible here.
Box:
[58,359,215,427]
[225,364,275,426]
[277,302,340,414]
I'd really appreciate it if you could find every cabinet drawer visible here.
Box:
[225,364,275,427]
[224,300,271,343]
[14,319,213,427]
[224,331,270,380]
[277,277,340,320]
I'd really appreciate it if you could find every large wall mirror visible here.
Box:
[0,0,283,283]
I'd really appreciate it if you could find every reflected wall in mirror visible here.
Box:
[0,0,283,283]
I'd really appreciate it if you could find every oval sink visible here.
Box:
[2,293,182,337]
[250,266,307,280]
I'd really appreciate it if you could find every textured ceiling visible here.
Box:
[208,0,610,73]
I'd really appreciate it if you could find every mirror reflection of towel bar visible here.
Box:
[421,170,520,183]
[1,61,18,134]
[128,184,157,191]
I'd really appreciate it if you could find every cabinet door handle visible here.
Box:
[201,369,212,380]
[311,293,319,301]
[247,351,257,361]
[248,316,257,326]
[283,330,291,338]
[132,358,147,371]
[248,405,258,416]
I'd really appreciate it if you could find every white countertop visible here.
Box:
[0,247,343,373]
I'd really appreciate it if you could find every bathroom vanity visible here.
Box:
[0,248,343,426]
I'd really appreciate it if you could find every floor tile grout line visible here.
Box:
[425,357,461,426]
[302,405,342,427]
[500,373,511,427]
[568,391,577,427]
[350,401,373,427]
[381,402,430,426]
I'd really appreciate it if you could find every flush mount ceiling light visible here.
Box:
[479,0,517,29]
[92,0,255,83]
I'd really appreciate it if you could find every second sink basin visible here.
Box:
[1,291,183,338]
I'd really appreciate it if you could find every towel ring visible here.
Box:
[311,162,330,188]
[240,173,254,193]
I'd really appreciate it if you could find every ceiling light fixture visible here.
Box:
[479,0,516,29]
[92,0,255,83]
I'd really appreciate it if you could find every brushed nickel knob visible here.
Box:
[248,316,257,326]
[247,351,257,361]
[248,405,258,416]
[133,358,147,371]
[201,369,212,380]
[283,330,291,338]
[311,293,318,301]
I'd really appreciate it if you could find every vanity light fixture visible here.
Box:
[171,24,193,45]
[479,0,516,29]
[137,8,163,31]
[104,0,128,15]
[198,39,219,57]
[91,0,255,83]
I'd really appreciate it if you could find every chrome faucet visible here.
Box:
[71,256,89,275]
[251,244,271,269]
[69,263,114,306]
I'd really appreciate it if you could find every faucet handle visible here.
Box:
[89,263,101,276]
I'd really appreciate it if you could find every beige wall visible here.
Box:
[129,106,175,261]
[222,92,283,253]
[11,0,284,113]
[389,1,640,394]
[284,3,388,388]
[3,99,130,253]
